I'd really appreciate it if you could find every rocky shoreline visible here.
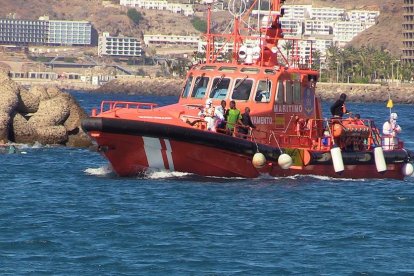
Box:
[94,77,414,104]
[0,69,91,147]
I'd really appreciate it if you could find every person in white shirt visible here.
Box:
[382,112,402,150]
[198,99,224,132]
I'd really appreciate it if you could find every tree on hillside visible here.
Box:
[127,8,143,25]
[191,17,207,33]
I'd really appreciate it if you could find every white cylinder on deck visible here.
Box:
[374,146,387,173]
[278,153,293,169]
[402,163,414,176]
[330,146,344,173]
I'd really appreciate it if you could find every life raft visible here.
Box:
[332,119,370,138]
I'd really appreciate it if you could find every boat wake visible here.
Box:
[144,170,193,179]
[84,165,113,177]
[304,174,366,182]
[256,174,366,182]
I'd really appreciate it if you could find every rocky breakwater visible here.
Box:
[317,83,414,104]
[95,77,184,95]
[94,77,414,104]
[0,69,91,147]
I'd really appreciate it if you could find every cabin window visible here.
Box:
[240,67,260,74]
[293,80,301,104]
[254,79,272,102]
[200,65,216,71]
[191,76,210,98]
[264,69,276,75]
[181,76,193,98]
[209,77,231,99]
[285,80,293,104]
[231,77,253,101]
[218,66,237,72]
[275,80,284,103]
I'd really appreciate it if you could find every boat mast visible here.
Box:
[203,0,285,67]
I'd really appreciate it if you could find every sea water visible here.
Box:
[0,91,413,274]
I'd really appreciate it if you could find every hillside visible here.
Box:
[0,0,198,40]
[0,0,404,56]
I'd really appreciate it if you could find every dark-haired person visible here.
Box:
[330,93,349,118]
[238,107,256,138]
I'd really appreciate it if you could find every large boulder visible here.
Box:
[34,125,68,145]
[17,88,40,114]
[0,79,20,114]
[11,113,34,144]
[29,85,50,101]
[46,86,61,98]
[64,95,89,132]
[0,112,10,143]
[65,130,92,148]
[29,94,71,127]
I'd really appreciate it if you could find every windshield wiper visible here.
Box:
[211,75,225,91]
[193,73,206,88]
[234,75,248,90]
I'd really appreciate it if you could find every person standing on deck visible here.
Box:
[330,93,349,118]
[199,99,223,132]
[238,107,256,138]
[225,100,242,136]
[382,112,402,150]
[216,100,227,130]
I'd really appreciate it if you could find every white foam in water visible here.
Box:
[31,141,44,149]
[304,174,365,182]
[145,170,191,179]
[84,165,113,176]
[258,174,365,182]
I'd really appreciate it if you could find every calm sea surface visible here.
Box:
[1,91,414,275]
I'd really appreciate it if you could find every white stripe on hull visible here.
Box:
[164,139,175,171]
[142,137,165,169]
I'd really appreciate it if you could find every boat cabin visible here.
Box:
[178,63,322,145]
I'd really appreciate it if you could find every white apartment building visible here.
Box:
[278,4,379,61]
[279,38,333,63]
[48,20,91,45]
[347,10,379,23]
[144,34,200,46]
[120,0,194,16]
[279,18,303,37]
[303,20,332,36]
[281,5,312,19]
[98,32,142,57]
[332,21,368,47]
[311,7,346,21]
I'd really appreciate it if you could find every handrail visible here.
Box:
[99,101,158,113]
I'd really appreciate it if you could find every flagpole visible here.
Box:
[386,90,393,117]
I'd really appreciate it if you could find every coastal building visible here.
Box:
[0,17,91,46]
[310,7,346,21]
[347,10,379,23]
[98,32,142,57]
[120,0,194,16]
[0,18,49,45]
[279,18,303,37]
[303,20,332,36]
[277,4,379,60]
[402,0,414,63]
[48,20,91,46]
[143,34,200,47]
[281,5,312,19]
[332,21,369,47]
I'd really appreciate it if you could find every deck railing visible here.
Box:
[99,101,158,114]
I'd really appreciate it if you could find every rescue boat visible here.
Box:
[82,0,414,180]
